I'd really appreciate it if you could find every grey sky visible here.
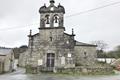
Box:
[0,0,120,51]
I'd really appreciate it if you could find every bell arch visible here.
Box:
[53,14,59,27]
[45,15,50,27]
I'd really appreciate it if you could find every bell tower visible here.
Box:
[39,0,65,29]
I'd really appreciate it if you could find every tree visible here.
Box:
[105,45,120,59]
[19,45,28,49]
[107,51,116,58]
[13,45,28,59]
[91,40,108,63]
[114,45,120,58]
[91,40,108,52]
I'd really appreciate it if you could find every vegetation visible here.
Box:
[96,45,120,58]
[107,45,120,58]
[13,45,28,59]
[91,40,108,58]
[91,40,120,58]
[26,65,38,74]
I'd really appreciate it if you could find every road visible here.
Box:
[0,68,120,80]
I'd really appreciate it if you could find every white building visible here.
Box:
[0,47,14,73]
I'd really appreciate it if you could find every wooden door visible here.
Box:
[46,53,55,71]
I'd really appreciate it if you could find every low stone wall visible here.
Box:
[26,65,38,74]
[56,66,114,75]
[25,65,114,75]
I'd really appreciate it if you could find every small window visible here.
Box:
[50,32,53,41]
[66,40,69,44]
[68,53,72,57]
[38,59,43,66]
[84,52,87,56]
[50,7,54,11]
[84,52,87,59]
[50,37,52,41]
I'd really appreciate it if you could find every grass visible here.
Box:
[37,70,115,77]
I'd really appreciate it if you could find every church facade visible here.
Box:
[19,0,97,72]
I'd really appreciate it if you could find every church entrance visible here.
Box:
[46,53,55,71]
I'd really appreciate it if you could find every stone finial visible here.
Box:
[59,3,61,6]
[44,3,46,7]
[50,0,55,3]
[72,28,74,35]
[30,29,32,36]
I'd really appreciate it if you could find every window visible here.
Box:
[84,52,87,59]
[38,59,43,66]
[50,32,53,41]
[50,7,54,11]
[68,53,72,58]
[66,40,69,44]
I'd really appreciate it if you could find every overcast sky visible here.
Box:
[0,0,120,51]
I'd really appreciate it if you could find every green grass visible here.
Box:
[37,70,115,77]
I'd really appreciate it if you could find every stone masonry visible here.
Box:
[19,0,97,73]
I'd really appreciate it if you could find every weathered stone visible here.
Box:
[19,0,97,73]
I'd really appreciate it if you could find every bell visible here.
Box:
[46,20,49,24]
[46,18,50,24]
[55,17,58,23]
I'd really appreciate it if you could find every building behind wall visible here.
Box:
[19,0,97,73]
[0,47,14,73]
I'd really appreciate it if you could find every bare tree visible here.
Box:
[91,40,108,62]
[91,40,108,52]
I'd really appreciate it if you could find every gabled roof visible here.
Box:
[75,41,97,47]
[64,33,72,36]
[32,33,39,37]
[28,33,39,37]
[0,47,13,56]
[64,33,75,37]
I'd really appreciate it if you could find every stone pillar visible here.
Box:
[59,16,63,27]
[50,16,54,27]
[40,19,45,28]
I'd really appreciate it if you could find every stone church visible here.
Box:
[19,0,97,72]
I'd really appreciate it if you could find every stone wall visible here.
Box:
[75,46,97,66]
[18,51,29,67]
[26,28,75,69]
[57,66,113,75]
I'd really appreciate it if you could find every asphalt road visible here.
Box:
[0,68,120,80]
